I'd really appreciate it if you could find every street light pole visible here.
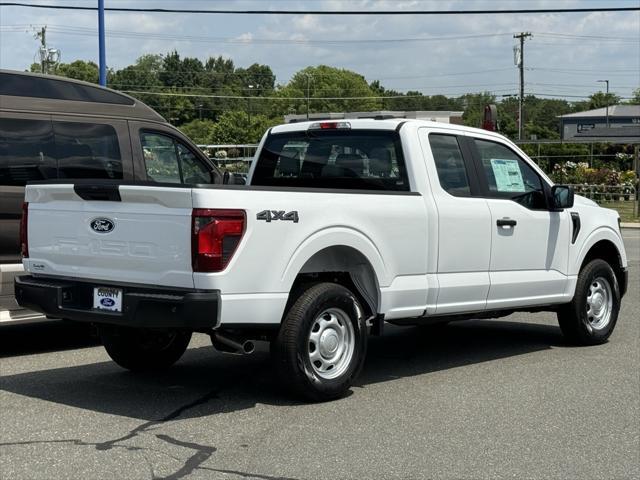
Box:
[98,0,106,86]
[597,79,610,128]
[247,84,257,124]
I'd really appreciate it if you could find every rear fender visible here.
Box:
[281,227,387,293]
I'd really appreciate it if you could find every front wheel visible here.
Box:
[557,258,621,346]
[272,283,368,402]
[99,326,192,371]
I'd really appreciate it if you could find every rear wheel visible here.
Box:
[99,326,192,371]
[557,258,620,346]
[272,283,367,402]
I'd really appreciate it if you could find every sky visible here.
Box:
[0,0,638,101]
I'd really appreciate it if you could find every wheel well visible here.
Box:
[285,246,379,319]
[581,240,626,294]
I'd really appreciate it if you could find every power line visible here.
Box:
[107,67,517,80]
[119,90,518,100]
[3,24,638,46]
[0,25,517,45]
[120,89,631,101]
[0,3,638,15]
[528,66,639,73]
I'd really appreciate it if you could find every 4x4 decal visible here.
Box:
[256,210,299,223]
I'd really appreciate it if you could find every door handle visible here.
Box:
[497,218,517,227]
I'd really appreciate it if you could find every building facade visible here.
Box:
[559,105,640,140]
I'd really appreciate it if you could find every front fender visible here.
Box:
[572,226,627,275]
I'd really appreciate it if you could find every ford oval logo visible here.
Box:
[90,218,115,233]
[100,298,115,307]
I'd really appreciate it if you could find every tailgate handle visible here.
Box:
[74,184,121,202]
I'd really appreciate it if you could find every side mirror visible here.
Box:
[222,171,230,185]
[232,174,247,185]
[551,185,574,210]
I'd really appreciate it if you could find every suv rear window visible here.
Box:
[0,118,123,185]
[251,129,409,191]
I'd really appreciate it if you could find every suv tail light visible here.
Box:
[192,209,245,272]
[20,202,28,258]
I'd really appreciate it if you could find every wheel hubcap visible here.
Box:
[308,308,355,380]
[585,276,613,331]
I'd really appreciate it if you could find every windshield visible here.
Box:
[251,129,410,191]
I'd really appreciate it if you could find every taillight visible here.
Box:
[192,209,245,272]
[19,202,28,258]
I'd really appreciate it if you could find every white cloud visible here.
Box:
[0,0,637,98]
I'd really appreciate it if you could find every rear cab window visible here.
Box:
[251,129,409,191]
[428,134,471,197]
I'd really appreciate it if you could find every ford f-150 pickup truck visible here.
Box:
[15,119,628,401]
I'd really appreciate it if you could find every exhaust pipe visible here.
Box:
[210,332,255,355]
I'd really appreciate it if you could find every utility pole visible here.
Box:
[34,26,60,75]
[98,0,106,86]
[305,74,311,120]
[514,32,532,141]
[597,79,610,128]
[38,26,46,73]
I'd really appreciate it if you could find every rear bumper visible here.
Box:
[14,275,219,329]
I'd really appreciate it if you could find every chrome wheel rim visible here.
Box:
[585,276,613,331]
[308,308,355,380]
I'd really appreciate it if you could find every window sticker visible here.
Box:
[490,158,525,192]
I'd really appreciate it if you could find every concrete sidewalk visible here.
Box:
[621,223,640,229]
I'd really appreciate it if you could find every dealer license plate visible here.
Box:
[93,287,123,313]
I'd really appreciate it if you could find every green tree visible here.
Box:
[279,65,381,115]
[210,110,279,144]
[626,88,640,105]
[57,60,100,83]
[460,92,497,128]
[179,119,216,144]
[31,60,100,83]
[110,54,162,89]
[588,91,621,109]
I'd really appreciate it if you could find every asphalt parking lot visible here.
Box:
[1,230,638,480]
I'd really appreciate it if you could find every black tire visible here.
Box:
[99,326,192,371]
[272,283,368,402]
[557,258,621,346]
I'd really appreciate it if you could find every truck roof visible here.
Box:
[270,118,504,139]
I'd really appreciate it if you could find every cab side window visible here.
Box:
[141,131,212,184]
[473,138,546,210]
[428,134,471,196]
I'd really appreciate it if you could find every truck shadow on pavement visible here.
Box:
[0,320,99,358]
[0,319,566,422]
[0,319,567,480]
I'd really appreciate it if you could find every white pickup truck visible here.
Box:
[15,119,628,401]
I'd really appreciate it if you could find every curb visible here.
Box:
[621,223,640,229]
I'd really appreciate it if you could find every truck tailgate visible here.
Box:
[24,183,194,289]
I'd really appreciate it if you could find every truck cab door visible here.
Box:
[419,129,492,315]
[468,135,571,309]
